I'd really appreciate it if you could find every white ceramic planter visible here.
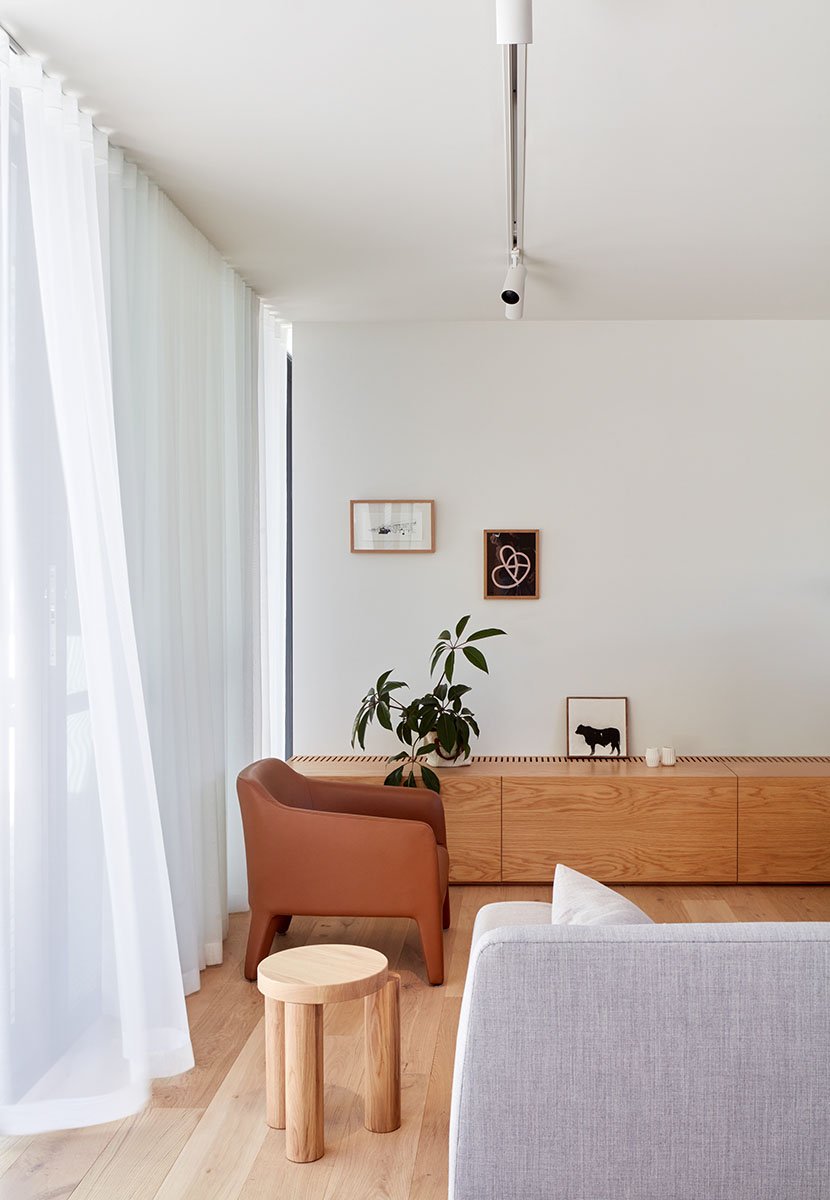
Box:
[424,732,473,768]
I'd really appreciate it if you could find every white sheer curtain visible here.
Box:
[0,38,193,1133]
[105,151,287,984]
[258,308,289,763]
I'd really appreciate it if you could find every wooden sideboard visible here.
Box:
[288,756,830,885]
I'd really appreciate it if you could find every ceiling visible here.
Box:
[2,1,829,321]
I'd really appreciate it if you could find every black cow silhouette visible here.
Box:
[575,723,621,756]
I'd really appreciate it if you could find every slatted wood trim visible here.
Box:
[291,754,830,765]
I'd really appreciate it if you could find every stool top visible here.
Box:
[257,944,389,1004]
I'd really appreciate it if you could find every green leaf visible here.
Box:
[356,711,370,749]
[445,650,455,683]
[462,645,488,673]
[404,771,417,788]
[385,680,407,691]
[430,645,444,676]
[384,766,405,787]
[455,615,471,638]
[448,684,472,700]
[415,742,435,756]
[376,669,392,693]
[420,765,441,793]
[376,701,392,731]
[387,751,409,762]
[433,682,448,701]
[418,710,438,734]
[438,629,451,642]
[466,628,506,642]
[467,715,480,737]
[436,712,456,754]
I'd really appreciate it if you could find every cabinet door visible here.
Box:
[502,776,737,883]
[739,778,830,882]
[440,777,502,882]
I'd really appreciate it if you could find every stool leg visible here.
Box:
[364,974,401,1133]
[284,1002,324,1162]
[264,998,285,1129]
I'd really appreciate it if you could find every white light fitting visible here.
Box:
[496,0,533,46]
[497,0,532,319]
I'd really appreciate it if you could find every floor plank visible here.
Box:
[152,1020,269,1200]
[0,1121,123,1200]
[7,884,829,1200]
[69,1109,202,1200]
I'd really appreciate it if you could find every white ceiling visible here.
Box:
[2,1,829,320]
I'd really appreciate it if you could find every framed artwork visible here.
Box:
[484,529,539,599]
[566,696,629,759]
[350,499,435,553]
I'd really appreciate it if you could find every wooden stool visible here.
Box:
[257,944,401,1162]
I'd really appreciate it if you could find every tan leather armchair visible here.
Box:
[237,758,451,985]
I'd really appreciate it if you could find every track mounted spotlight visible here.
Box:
[501,252,526,320]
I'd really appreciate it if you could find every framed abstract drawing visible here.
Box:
[350,500,435,553]
[484,529,539,598]
[566,696,629,759]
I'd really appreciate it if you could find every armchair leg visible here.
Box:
[244,909,280,981]
[442,889,451,930]
[275,915,293,936]
[416,907,445,986]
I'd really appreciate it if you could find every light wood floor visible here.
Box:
[3,883,830,1200]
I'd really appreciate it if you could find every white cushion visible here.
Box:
[551,863,654,926]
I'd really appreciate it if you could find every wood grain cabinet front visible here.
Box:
[500,764,738,883]
[733,762,830,882]
[438,775,502,883]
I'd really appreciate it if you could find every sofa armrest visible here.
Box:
[470,900,552,950]
[308,777,447,846]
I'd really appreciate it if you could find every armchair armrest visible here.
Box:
[308,777,447,847]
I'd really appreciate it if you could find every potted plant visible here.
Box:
[351,616,506,791]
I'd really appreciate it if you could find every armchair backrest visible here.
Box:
[450,921,830,1200]
[238,757,312,811]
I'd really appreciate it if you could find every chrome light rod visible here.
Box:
[496,0,532,319]
[503,42,527,261]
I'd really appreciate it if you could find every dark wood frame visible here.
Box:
[350,499,435,553]
[483,529,539,599]
[566,695,630,759]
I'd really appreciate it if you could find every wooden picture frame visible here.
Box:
[566,696,629,759]
[483,529,539,599]
[350,500,435,553]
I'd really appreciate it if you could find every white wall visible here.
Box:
[292,321,830,756]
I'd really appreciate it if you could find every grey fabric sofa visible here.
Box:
[449,901,830,1200]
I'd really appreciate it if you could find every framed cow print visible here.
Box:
[566,696,629,759]
[484,529,539,599]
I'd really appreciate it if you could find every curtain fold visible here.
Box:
[1,33,287,1132]
[106,150,283,982]
[0,37,193,1133]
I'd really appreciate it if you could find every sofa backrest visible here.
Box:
[449,922,830,1200]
